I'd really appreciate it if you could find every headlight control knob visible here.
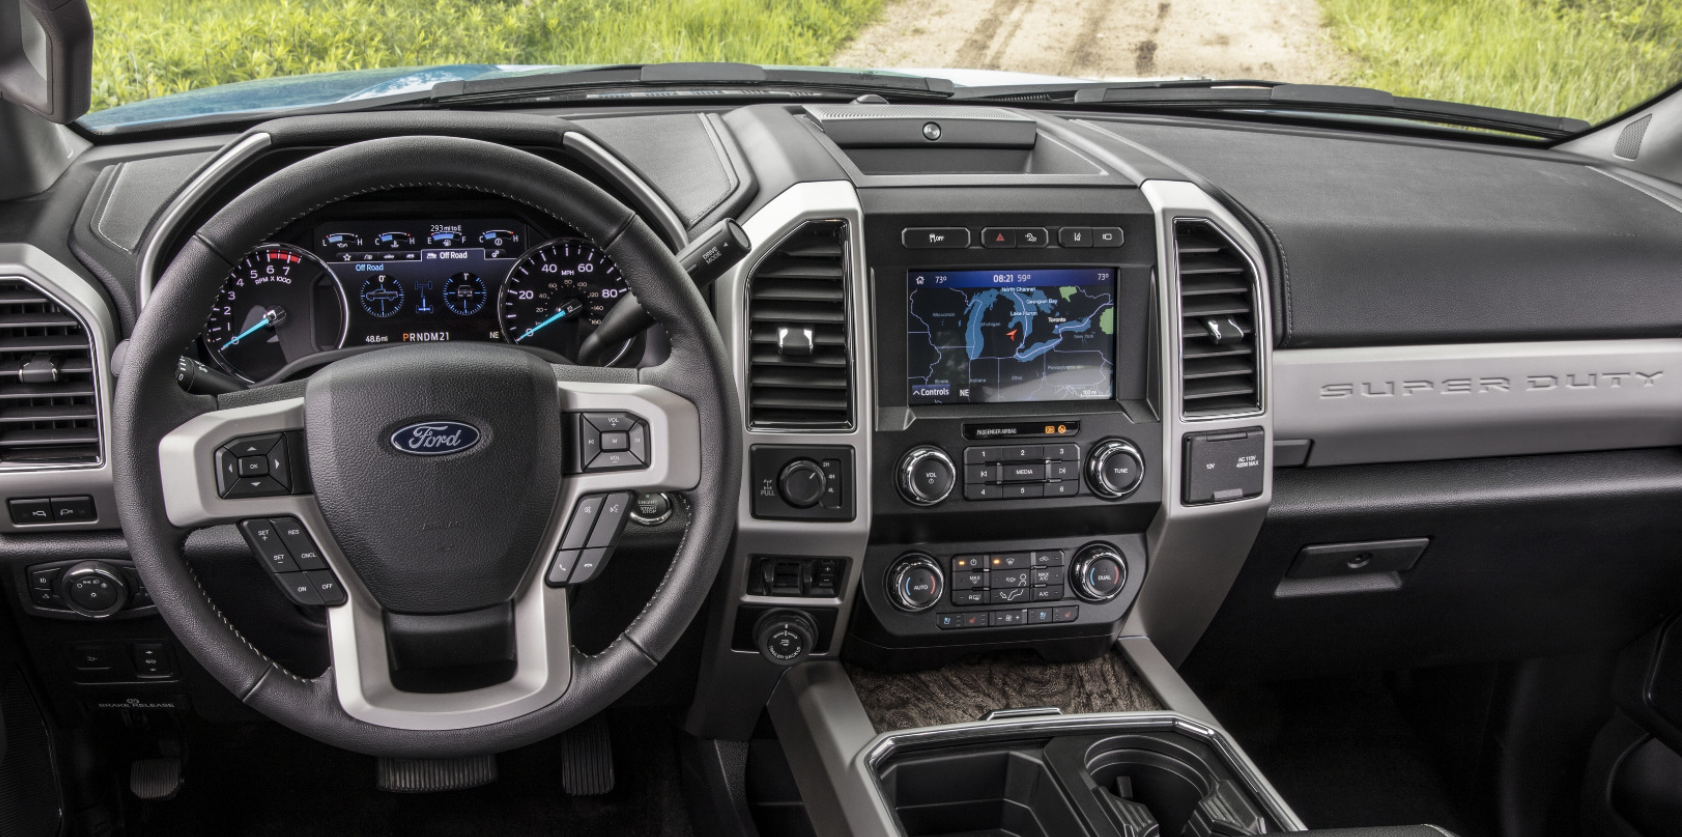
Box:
[59,561,129,618]
[898,446,956,506]
[1070,545,1127,603]
[754,610,820,666]
[885,554,944,612]
[1087,439,1145,499]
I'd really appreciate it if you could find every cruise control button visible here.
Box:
[238,519,295,573]
[270,519,326,570]
[275,573,323,606]
[303,571,347,606]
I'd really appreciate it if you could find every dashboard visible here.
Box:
[2,99,1681,762]
[198,203,640,382]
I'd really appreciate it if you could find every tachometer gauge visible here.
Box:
[499,239,628,360]
[202,244,346,382]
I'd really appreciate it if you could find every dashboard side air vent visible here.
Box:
[0,279,100,467]
[1175,220,1261,418]
[746,221,852,429]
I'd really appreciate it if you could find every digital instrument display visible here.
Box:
[313,218,529,347]
[907,267,1117,405]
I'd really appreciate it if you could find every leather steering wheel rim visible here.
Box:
[112,136,741,758]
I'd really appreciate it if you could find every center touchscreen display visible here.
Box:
[907,267,1116,405]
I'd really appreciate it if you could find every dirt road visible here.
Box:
[833,0,1348,84]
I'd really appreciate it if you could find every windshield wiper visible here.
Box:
[960,80,1590,139]
[428,62,955,104]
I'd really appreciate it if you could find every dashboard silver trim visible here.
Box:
[155,378,701,730]
[138,132,273,312]
[0,244,119,532]
[1125,181,1274,667]
[1273,338,1682,466]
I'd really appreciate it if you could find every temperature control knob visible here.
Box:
[1087,440,1145,499]
[886,554,944,612]
[1070,546,1127,603]
[898,446,956,506]
[754,610,819,666]
[58,561,128,618]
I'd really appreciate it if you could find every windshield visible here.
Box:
[83,0,1682,132]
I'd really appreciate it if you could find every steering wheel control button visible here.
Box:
[276,573,324,606]
[898,446,956,507]
[59,561,128,618]
[571,412,650,473]
[271,518,327,570]
[885,555,944,613]
[754,610,820,666]
[302,571,347,606]
[777,459,827,508]
[1182,427,1266,505]
[1070,546,1127,603]
[547,492,635,586]
[239,519,296,573]
[215,433,298,498]
[1086,439,1145,500]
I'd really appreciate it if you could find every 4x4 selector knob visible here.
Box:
[58,561,128,618]
[754,610,819,666]
[777,459,827,508]
[898,446,956,506]
[1087,439,1145,499]
[886,554,944,612]
[1070,545,1127,603]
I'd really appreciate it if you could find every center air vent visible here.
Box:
[746,221,852,429]
[0,279,100,467]
[1175,220,1261,418]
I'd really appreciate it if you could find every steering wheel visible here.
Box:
[112,136,741,758]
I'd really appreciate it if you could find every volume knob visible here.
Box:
[898,447,956,506]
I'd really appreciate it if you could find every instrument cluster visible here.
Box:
[200,213,635,382]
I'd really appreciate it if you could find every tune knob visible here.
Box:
[1070,546,1127,603]
[898,446,956,506]
[1086,439,1145,499]
[754,610,819,666]
[885,554,944,612]
[58,561,129,618]
[777,459,828,508]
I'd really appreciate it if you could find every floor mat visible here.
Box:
[1197,676,1477,835]
[134,711,693,837]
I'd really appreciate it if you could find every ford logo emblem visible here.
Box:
[389,421,481,456]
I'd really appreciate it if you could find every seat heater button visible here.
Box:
[238,519,295,573]
[276,572,323,606]
[270,518,326,570]
[303,571,347,606]
[1053,605,1080,622]
[1029,607,1054,624]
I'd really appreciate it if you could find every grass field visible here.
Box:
[89,0,882,113]
[1322,0,1682,123]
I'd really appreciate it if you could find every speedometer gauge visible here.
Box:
[499,239,627,359]
[203,244,346,382]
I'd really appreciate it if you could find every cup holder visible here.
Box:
[876,730,1271,837]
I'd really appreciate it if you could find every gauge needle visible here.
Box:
[515,299,584,344]
[222,307,284,351]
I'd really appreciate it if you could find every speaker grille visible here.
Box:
[1615,114,1652,160]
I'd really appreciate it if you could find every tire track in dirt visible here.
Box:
[833,0,1349,84]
